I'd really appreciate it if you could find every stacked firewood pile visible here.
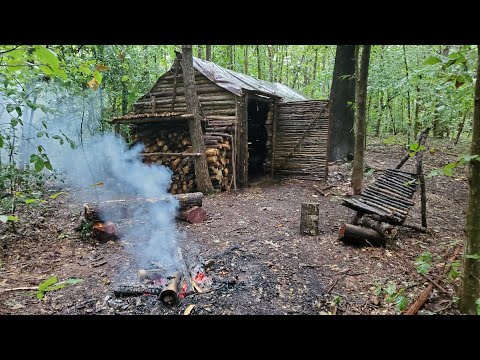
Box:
[132,123,234,193]
[204,132,234,191]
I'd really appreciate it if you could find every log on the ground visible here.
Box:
[160,271,182,306]
[338,223,385,246]
[84,192,203,221]
[92,221,119,242]
[358,217,398,240]
[137,269,166,284]
[404,283,434,315]
[179,206,207,224]
[300,203,319,236]
[113,284,163,297]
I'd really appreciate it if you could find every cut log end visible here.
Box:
[179,206,207,224]
[92,221,119,242]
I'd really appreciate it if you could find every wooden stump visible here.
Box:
[300,203,319,236]
[338,223,385,246]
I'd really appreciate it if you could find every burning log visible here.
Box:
[92,221,119,242]
[160,271,182,305]
[338,223,385,246]
[137,269,166,284]
[114,284,163,297]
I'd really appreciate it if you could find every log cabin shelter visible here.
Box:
[110,53,331,194]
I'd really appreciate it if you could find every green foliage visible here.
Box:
[36,276,83,300]
[374,282,408,312]
[465,254,480,260]
[448,261,462,281]
[427,154,479,178]
[0,215,19,223]
[476,299,480,315]
[415,252,433,274]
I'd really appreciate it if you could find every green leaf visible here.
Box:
[385,283,397,295]
[6,103,15,113]
[49,192,65,199]
[79,63,92,76]
[416,263,432,274]
[7,215,19,222]
[15,106,22,117]
[44,162,53,171]
[25,198,38,204]
[424,56,441,65]
[34,158,44,172]
[34,45,59,71]
[37,131,45,138]
[373,285,382,296]
[93,70,103,85]
[476,298,480,315]
[10,118,18,127]
[52,135,64,145]
[465,254,480,260]
[38,276,58,292]
[0,135,3,148]
[365,168,375,176]
[396,295,408,312]
[30,154,39,163]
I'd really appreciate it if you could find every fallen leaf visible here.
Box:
[184,304,195,315]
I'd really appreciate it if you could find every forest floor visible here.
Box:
[0,139,471,315]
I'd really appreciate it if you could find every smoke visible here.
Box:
[2,89,181,272]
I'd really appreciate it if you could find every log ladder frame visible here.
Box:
[339,128,431,245]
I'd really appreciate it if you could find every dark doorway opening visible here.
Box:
[247,98,269,180]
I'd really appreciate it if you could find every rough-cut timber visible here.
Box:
[342,169,417,225]
[338,223,385,246]
[300,203,319,236]
[274,100,330,180]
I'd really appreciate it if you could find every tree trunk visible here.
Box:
[268,45,274,82]
[256,45,262,79]
[329,45,356,162]
[376,91,382,137]
[180,46,214,193]
[228,45,233,70]
[244,45,248,74]
[197,45,203,59]
[454,111,468,145]
[351,45,371,195]
[403,45,412,144]
[459,45,480,314]
[206,45,211,61]
[311,47,318,97]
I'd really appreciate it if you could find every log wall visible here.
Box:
[274,100,331,181]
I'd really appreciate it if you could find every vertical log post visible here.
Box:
[300,203,319,236]
[415,129,430,228]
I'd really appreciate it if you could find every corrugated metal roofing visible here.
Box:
[192,57,308,102]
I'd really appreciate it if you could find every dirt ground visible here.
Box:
[0,139,470,315]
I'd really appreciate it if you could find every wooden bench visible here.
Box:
[339,128,430,246]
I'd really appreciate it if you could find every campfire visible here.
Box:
[113,263,211,306]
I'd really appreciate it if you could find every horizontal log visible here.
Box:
[140,152,201,157]
[338,223,385,246]
[84,192,204,221]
